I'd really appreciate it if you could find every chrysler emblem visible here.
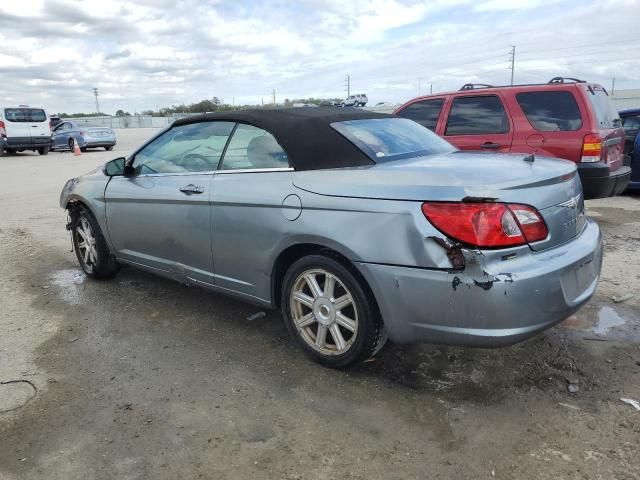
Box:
[559,194,582,210]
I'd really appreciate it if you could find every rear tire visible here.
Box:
[38,146,49,155]
[70,206,120,279]
[281,254,386,368]
[68,138,74,151]
[105,145,113,151]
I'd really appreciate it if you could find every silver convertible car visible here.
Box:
[60,108,602,367]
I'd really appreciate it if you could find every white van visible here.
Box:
[0,106,52,155]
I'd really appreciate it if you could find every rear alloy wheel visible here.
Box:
[282,254,386,367]
[38,146,49,155]
[71,207,120,279]
[68,138,75,151]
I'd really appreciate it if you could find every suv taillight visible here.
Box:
[581,133,602,163]
[421,202,548,248]
[0,120,5,138]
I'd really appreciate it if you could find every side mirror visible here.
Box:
[104,157,126,176]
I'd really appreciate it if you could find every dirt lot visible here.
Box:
[1,129,639,480]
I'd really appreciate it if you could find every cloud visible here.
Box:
[0,0,638,113]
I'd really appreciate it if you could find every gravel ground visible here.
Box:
[1,129,639,480]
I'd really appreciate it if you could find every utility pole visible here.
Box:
[272,89,276,105]
[93,87,100,114]
[509,45,516,86]
[430,83,433,95]
[611,77,616,95]
[345,74,350,97]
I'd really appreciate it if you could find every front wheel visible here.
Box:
[105,145,113,151]
[281,254,386,368]
[70,206,120,279]
[38,146,49,155]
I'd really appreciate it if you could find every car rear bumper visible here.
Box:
[357,218,602,346]
[578,162,631,198]
[1,137,51,150]
[79,137,116,148]
[82,141,116,148]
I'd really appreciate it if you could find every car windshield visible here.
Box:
[331,118,456,162]
[587,87,621,128]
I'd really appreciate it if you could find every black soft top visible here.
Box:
[172,107,393,171]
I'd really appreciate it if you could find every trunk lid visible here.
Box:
[293,151,585,251]
[85,127,113,137]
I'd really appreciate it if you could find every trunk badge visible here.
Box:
[559,194,582,210]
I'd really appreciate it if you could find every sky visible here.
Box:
[0,0,639,114]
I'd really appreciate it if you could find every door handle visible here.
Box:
[481,142,501,149]
[179,184,204,194]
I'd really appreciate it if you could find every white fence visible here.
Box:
[67,115,191,129]
[65,106,401,129]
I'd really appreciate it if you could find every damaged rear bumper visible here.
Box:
[356,218,602,346]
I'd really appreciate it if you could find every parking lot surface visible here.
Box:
[1,129,639,480]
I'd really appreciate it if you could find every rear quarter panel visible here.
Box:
[506,86,589,162]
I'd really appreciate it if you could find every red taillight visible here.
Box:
[421,202,548,248]
[581,133,602,163]
[0,120,5,138]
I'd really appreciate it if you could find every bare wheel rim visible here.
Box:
[75,217,98,271]
[289,268,358,356]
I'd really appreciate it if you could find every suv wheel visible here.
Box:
[282,254,386,368]
[38,146,49,155]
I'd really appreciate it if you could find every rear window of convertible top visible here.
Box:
[331,117,455,162]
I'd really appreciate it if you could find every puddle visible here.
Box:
[560,301,639,341]
[49,269,86,305]
[593,306,627,336]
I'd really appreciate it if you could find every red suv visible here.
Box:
[394,77,631,199]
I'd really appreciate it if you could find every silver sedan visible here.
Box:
[52,120,116,152]
[59,108,602,367]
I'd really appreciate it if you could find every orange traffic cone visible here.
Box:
[73,138,81,156]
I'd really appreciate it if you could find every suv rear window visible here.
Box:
[4,108,47,123]
[396,99,444,131]
[516,91,582,131]
[445,95,509,135]
[586,87,621,129]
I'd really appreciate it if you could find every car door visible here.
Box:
[104,121,235,285]
[26,108,51,147]
[621,114,640,155]
[53,122,71,148]
[441,94,513,152]
[2,108,31,147]
[210,123,293,302]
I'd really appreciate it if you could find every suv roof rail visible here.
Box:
[459,83,494,91]
[548,77,586,84]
